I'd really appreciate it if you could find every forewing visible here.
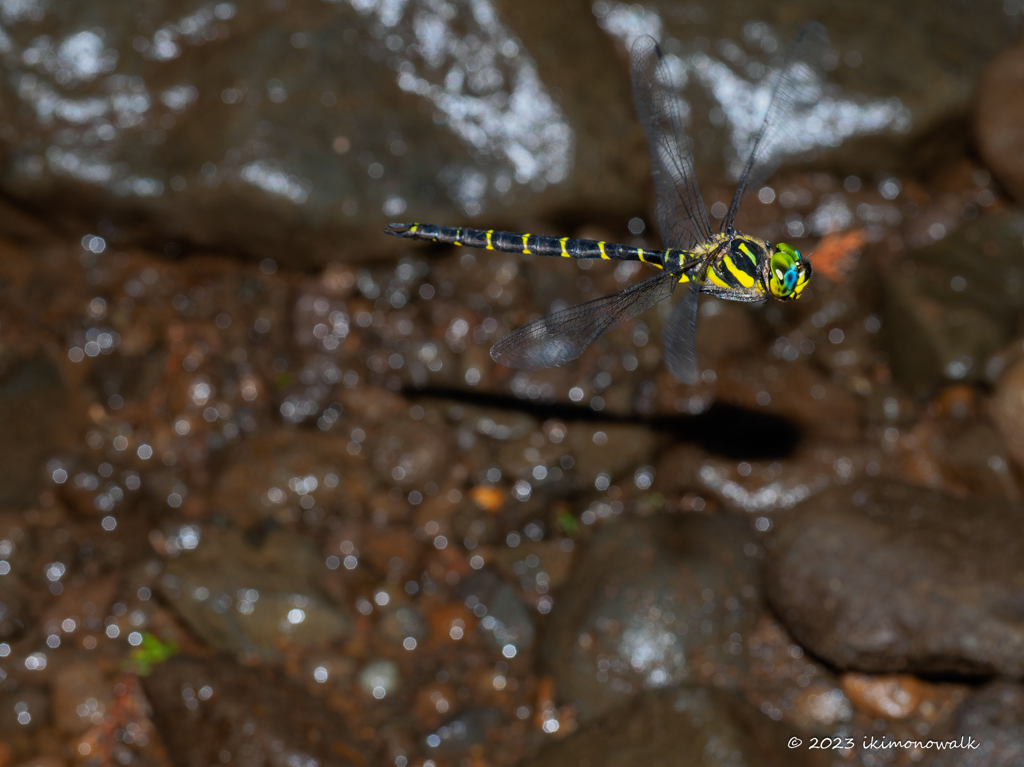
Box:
[662,260,710,385]
[491,271,677,370]
[723,22,830,228]
[631,35,713,251]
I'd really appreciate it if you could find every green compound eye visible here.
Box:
[768,243,810,300]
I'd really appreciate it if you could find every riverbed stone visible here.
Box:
[976,41,1024,205]
[927,682,1024,767]
[0,0,1017,266]
[881,213,1024,394]
[0,355,70,509]
[526,684,829,767]
[765,479,1024,676]
[545,514,760,723]
[158,527,352,663]
[143,656,369,767]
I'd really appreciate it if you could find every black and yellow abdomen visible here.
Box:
[385,222,670,268]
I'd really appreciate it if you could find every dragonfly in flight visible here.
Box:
[386,23,828,384]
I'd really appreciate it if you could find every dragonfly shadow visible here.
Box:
[407,388,800,461]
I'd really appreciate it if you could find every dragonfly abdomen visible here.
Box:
[386,223,665,267]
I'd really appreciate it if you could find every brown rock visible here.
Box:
[545,515,760,723]
[929,682,1024,767]
[50,661,114,736]
[0,356,71,509]
[527,685,830,767]
[991,357,1024,472]
[210,430,371,529]
[976,42,1024,205]
[766,479,1024,676]
[143,657,369,767]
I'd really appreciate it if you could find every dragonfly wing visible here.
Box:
[631,35,713,251]
[662,280,701,385]
[662,259,711,385]
[723,22,831,228]
[491,271,677,369]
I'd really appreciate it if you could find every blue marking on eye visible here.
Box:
[784,266,798,291]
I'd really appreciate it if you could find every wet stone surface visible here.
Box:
[527,684,830,767]
[880,212,1024,394]
[990,355,1024,474]
[765,479,1024,676]
[545,514,760,723]
[0,0,1017,267]
[0,356,72,509]
[157,527,353,662]
[142,657,371,767]
[927,682,1024,767]
[976,38,1024,206]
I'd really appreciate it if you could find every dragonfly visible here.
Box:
[386,23,828,384]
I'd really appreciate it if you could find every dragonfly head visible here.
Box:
[766,243,811,301]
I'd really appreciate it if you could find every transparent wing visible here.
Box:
[722,22,830,229]
[631,35,713,251]
[491,271,677,370]
[662,257,712,384]
[662,280,701,385]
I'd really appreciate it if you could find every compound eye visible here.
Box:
[784,267,798,290]
[776,242,802,260]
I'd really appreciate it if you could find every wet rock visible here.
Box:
[694,299,757,361]
[0,516,30,640]
[158,527,351,663]
[839,673,928,721]
[357,659,400,698]
[0,687,48,731]
[939,422,1019,498]
[527,685,828,767]
[0,0,1013,266]
[50,659,114,735]
[0,355,70,509]
[735,611,969,756]
[143,656,370,767]
[373,418,451,489]
[15,757,65,767]
[0,0,623,267]
[545,514,760,723]
[712,358,861,442]
[39,572,120,647]
[377,605,427,646]
[881,213,1024,394]
[210,430,371,529]
[927,682,1024,767]
[766,479,1024,676]
[424,707,501,756]
[491,539,575,591]
[495,422,660,487]
[655,440,896,517]
[976,41,1024,205]
[460,569,535,653]
[991,357,1024,474]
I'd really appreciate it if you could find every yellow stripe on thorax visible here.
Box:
[708,268,732,289]
[486,230,494,250]
[724,256,755,288]
[559,237,570,257]
[738,242,758,265]
[522,234,531,254]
